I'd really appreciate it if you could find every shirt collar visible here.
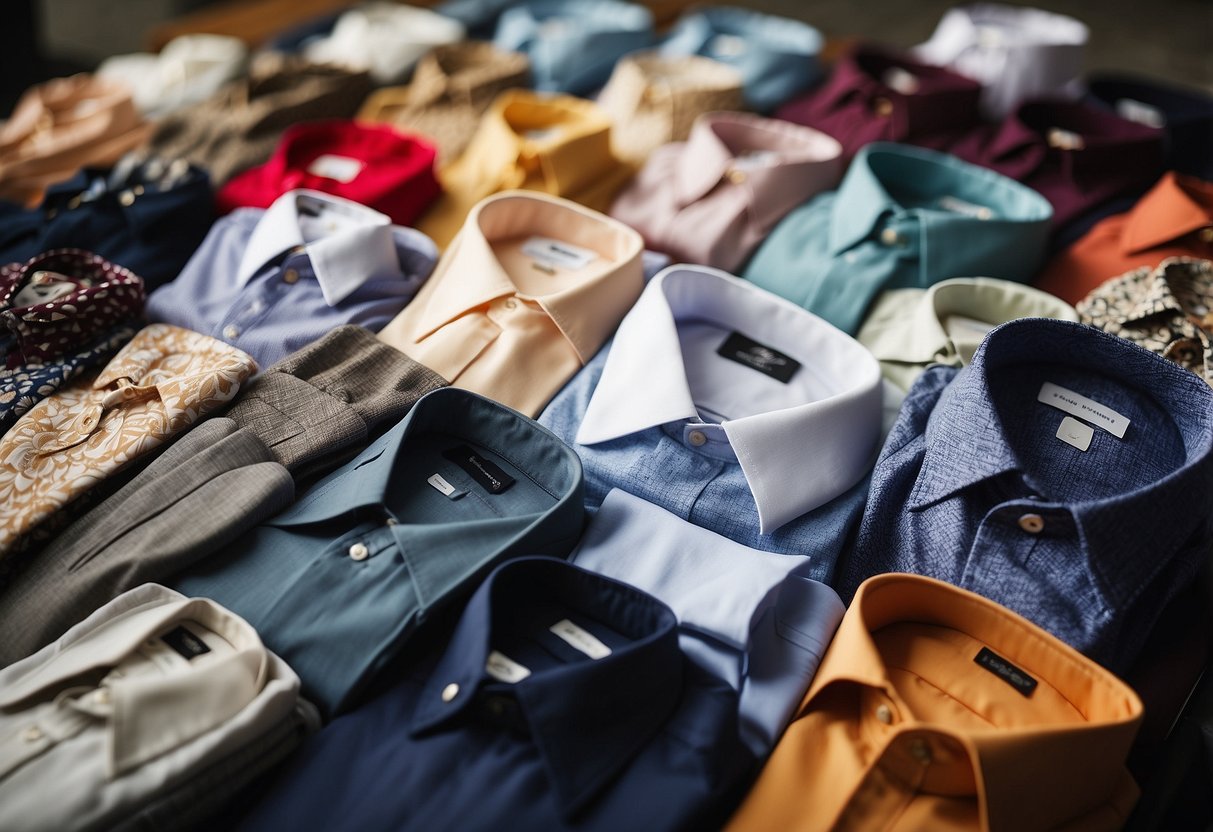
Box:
[234,189,406,306]
[1110,257,1213,326]
[1120,172,1213,255]
[404,41,532,109]
[907,317,1213,608]
[673,111,842,231]
[806,573,1142,831]
[411,190,644,363]
[409,556,684,821]
[914,4,1088,66]
[575,264,884,534]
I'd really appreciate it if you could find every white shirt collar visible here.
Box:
[305,2,465,84]
[235,189,405,306]
[576,265,883,534]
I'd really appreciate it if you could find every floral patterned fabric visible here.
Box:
[0,323,257,558]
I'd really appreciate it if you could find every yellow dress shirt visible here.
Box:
[378,190,643,416]
[728,573,1144,832]
[416,90,636,249]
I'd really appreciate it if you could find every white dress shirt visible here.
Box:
[0,584,308,832]
[913,3,1089,118]
[305,3,466,84]
[97,35,249,118]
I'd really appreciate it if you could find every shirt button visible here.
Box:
[875,704,893,724]
[1018,513,1045,534]
[132,184,146,196]
[348,542,369,561]
[688,430,707,447]
[1200,227,1213,243]
[22,726,43,743]
[880,228,901,246]
[910,738,933,764]
[872,96,894,117]
[504,298,517,310]
[726,168,747,185]
[94,689,110,705]
[118,190,136,207]
[222,324,240,340]
[442,683,460,702]
[385,517,398,527]
[282,268,300,284]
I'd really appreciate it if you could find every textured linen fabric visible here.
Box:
[0,584,309,832]
[857,277,1078,391]
[492,0,654,95]
[173,387,586,717]
[1036,172,1213,304]
[96,34,249,118]
[913,3,1089,118]
[147,189,437,368]
[727,573,1144,832]
[597,52,745,164]
[0,324,257,561]
[230,557,757,832]
[538,264,884,583]
[357,42,531,163]
[0,157,213,292]
[572,488,845,755]
[1076,258,1213,385]
[1086,74,1213,180]
[302,2,465,84]
[610,111,843,273]
[216,121,442,226]
[743,142,1052,335]
[0,417,294,667]
[381,191,644,417]
[0,74,152,206]
[659,6,823,112]
[775,43,983,163]
[835,318,1213,672]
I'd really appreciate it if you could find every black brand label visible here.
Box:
[442,445,515,494]
[161,625,211,660]
[974,647,1037,697]
[716,332,801,383]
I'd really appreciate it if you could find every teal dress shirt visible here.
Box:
[173,387,585,717]
[743,142,1053,335]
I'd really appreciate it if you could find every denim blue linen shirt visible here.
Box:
[539,265,885,585]
[231,557,756,832]
[835,318,1213,672]
[146,189,436,368]
[173,387,586,717]
[743,142,1053,335]
[659,7,823,112]
[493,0,654,95]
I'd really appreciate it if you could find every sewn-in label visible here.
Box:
[732,150,783,171]
[710,34,747,57]
[1046,127,1085,151]
[936,195,994,220]
[1038,382,1130,438]
[521,236,598,272]
[486,650,532,683]
[717,331,801,383]
[160,625,212,660]
[443,445,515,494]
[1115,98,1166,129]
[975,647,1037,697]
[942,314,997,340]
[427,472,458,497]
[1056,415,1094,451]
[306,154,366,183]
[550,619,612,659]
[882,67,921,95]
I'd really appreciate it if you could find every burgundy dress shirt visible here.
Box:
[216,121,442,227]
[776,44,982,163]
[948,98,1165,231]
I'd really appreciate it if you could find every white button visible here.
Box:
[875,704,893,724]
[118,190,136,207]
[222,324,240,340]
[442,683,460,702]
[93,689,110,705]
[1018,513,1045,534]
[22,726,43,743]
[348,542,369,561]
[385,517,398,527]
[880,228,900,246]
[688,430,707,447]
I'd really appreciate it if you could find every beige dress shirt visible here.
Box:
[0,324,257,559]
[379,190,644,416]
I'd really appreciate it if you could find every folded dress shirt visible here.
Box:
[303,2,465,84]
[97,34,249,118]
[744,142,1052,335]
[174,387,586,717]
[539,264,884,583]
[383,191,644,417]
[0,584,313,832]
[216,121,442,226]
[835,318,1213,672]
[728,573,1144,832]
[1087,73,1213,180]
[147,189,437,368]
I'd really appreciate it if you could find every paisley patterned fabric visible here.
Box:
[0,248,145,368]
[1076,257,1213,385]
[0,323,257,557]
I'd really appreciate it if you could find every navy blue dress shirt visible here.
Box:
[836,318,1213,672]
[232,557,756,832]
[0,158,212,291]
[1087,74,1213,181]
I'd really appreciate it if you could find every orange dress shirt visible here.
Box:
[378,190,643,416]
[1036,171,1213,303]
[728,573,1144,832]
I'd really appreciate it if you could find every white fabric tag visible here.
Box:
[523,128,561,143]
[1047,127,1085,151]
[1115,98,1166,129]
[521,236,598,271]
[732,150,782,171]
[485,650,532,683]
[943,314,997,339]
[1056,415,1094,451]
[306,154,366,183]
[1038,382,1130,438]
[427,473,456,496]
[936,195,994,220]
[549,619,611,659]
[710,34,748,57]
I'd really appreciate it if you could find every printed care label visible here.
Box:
[306,154,366,183]
[1038,382,1130,438]
[1055,416,1094,451]
[521,236,598,272]
[550,619,612,659]
[486,651,532,683]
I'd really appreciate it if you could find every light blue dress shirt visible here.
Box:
[493,0,654,95]
[743,142,1053,336]
[572,488,844,755]
[659,7,823,112]
[146,189,437,368]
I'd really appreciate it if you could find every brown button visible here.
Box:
[1018,513,1045,534]
[282,268,299,285]
[1200,227,1213,243]
[872,97,894,117]
[67,195,82,210]
[726,168,747,185]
